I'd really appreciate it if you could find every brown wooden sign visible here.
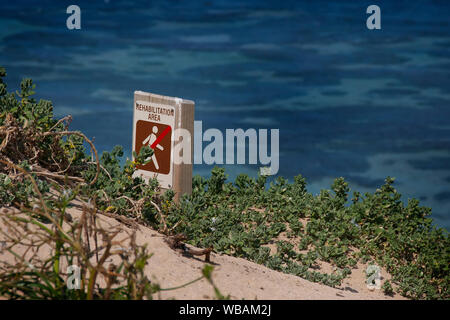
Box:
[132,91,195,200]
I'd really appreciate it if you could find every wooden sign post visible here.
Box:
[132,91,195,201]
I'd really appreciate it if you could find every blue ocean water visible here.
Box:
[1,0,449,229]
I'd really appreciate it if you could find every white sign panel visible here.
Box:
[132,99,176,189]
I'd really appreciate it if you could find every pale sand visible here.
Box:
[0,205,406,300]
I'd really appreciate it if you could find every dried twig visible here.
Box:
[41,131,100,186]
[97,210,140,230]
[149,199,168,234]
[164,234,213,263]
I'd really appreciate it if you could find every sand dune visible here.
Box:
[0,205,405,300]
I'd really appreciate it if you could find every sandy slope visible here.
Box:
[0,205,405,300]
